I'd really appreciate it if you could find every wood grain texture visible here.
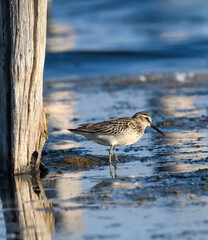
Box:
[0,0,47,174]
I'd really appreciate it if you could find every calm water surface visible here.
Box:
[45,0,208,78]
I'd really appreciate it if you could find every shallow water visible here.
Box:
[1,74,208,239]
[1,1,208,239]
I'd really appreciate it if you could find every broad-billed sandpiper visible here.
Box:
[68,112,164,163]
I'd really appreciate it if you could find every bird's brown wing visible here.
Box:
[75,117,136,135]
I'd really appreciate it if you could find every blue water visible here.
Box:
[45,0,208,78]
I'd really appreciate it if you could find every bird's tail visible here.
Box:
[68,128,77,133]
[68,128,83,134]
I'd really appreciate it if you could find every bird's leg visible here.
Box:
[109,163,114,178]
[114,161,118,178]
[113,146,118,162]
[109,146,113,164]
[109,162,117,178]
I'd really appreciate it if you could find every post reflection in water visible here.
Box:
[0,175,54,240]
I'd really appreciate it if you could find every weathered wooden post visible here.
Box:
[0,0,47,174]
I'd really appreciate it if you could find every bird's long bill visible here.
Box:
[150,123,164,136]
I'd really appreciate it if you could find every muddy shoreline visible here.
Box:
[0,72,207,239]
[41,72,208,239]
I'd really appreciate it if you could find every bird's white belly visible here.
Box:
[113,132,142,146]
[83,132,142,146]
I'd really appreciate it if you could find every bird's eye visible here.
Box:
[145,117,149,122]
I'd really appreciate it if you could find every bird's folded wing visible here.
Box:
[77,118,135,135]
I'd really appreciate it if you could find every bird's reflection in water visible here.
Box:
[109,162,118,178]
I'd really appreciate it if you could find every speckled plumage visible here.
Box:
[68,112,164,163]
[76,117,144,135]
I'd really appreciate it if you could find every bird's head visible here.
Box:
[132,112,164,136]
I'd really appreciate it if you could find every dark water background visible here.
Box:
[45,0,208,78]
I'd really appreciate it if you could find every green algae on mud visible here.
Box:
[41,149,108,172]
